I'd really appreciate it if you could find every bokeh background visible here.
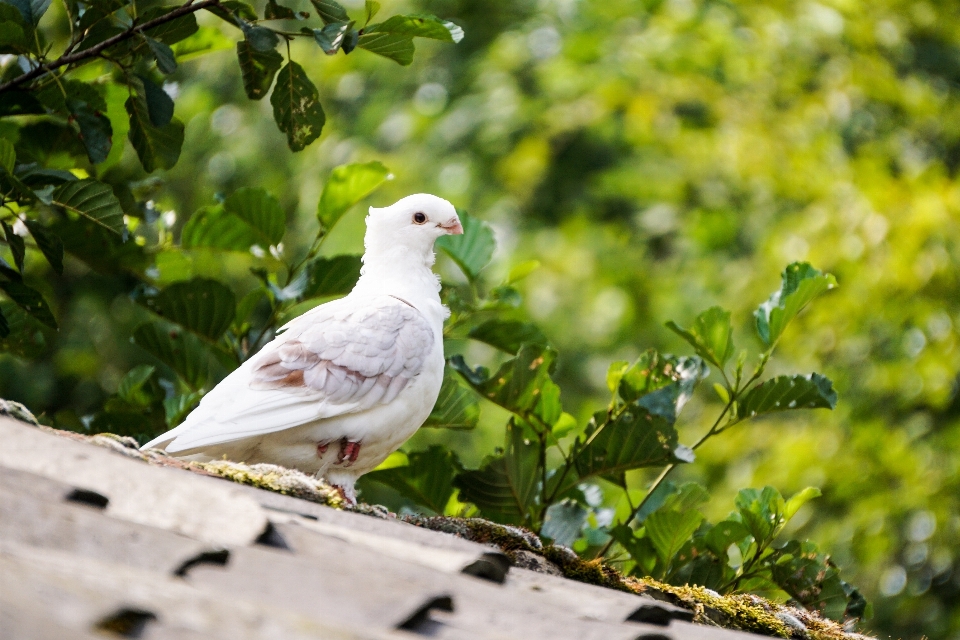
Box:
[2,0,960,637]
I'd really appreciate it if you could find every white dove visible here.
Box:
[142,194,463,503]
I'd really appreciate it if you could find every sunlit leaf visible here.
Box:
[223,187,285,246]
[366,13,463,43]
[317,161,390,230]
[435,211,495,281]
[645,508,704,566]
[737,373,838,419]
[51,179,125,235]
[357,31,414,65]
[0,138,15,173]
[270,61,325,151]
[735,486,785,544]
[784,486,822,521]
[755,262,837,347]
[666,306,735,369]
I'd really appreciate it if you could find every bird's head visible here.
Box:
[364,193,463,258]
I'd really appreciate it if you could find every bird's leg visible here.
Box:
[332,483,357,505]
[337,439,362,467]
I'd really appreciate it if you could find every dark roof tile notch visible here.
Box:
[0,416,872,640]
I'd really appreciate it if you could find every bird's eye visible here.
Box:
[413,212,427,224]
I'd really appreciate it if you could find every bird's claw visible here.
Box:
[337,439,362,467]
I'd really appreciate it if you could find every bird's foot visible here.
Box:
[337,439,362,467]
[333,484,357,505]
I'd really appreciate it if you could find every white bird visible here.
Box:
[142,194,463,503]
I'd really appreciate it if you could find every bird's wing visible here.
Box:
[147,296,436,452]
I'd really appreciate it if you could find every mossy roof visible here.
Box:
[0,413,876,640]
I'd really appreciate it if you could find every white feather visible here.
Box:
[141,194,461,502]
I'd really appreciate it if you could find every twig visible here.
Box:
[0,0,223,94]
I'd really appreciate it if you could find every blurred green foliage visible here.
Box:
[1,0,959,637]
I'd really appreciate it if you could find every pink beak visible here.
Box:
[441,218,464,235]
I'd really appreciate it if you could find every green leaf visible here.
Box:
[357,31,414,65]
[172,27,234,62]
[435,211,495,281]
[132,321,211,390]
[468,319,547,355]
[314,20,353,54]
[645,508,704,567]
[139,76,174,127]
[164,391,201,427]
[661,482,711,513]
[1,221,24,272]
[50,216,148,275]
[207,0,257,24]
[424,367,480,430]
[506,259,539,284]
[450,343,562,428]
[769,540,850,620]
[145,36,177,73]
[302,255,361,299]
[309,0,349,24]
[364,0,379,24]
[242,24,280,51]
[270,61,326,152]
[180,205,262,252]
[784,486,822,521]
[633,356,708,423]
[365,14,463,43]
[317,161,390,230]
[5,0,49,25]
[454,419,539,525]
[542,499,588,546]
[126,94,184,173]
[0,138,15,173]
[138,278,237,340]
[754,262,837,347]
[223,187,285,246]
[50,179,125,235]
[116,364,157,405]
[569,406,691,490]
[703,519,752,558]
[236,40,283,100]
[737,373,838,420]
[68,98,113,164]
[0,21,28,54]
[141,7,198,44]
[0,280,56,328]
[22,219,63,275]
[0,299,47,357]
[735,486,786,544]
[666,306,734,369]
[362,445,462,514]
[264,0,295,20]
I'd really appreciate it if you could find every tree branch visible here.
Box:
[0,0,223,94]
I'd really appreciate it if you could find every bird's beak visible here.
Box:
[440,217,464,235]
